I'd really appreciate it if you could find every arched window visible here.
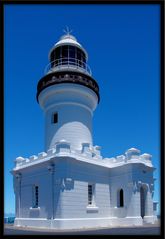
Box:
[117,189,124,207]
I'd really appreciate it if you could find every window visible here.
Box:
[52,113,58,124]
[88,184,95,205]
[117,189,124,207]
[33,186,39,208]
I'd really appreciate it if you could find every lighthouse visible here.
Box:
[37,31,99,151]
[12,30,157,230]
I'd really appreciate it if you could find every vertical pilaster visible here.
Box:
[48,164,55,220]
[15,173,22,218]
[145,184,153,216]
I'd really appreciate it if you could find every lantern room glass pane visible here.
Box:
[50,47,61,67]
[50,51,55,67]
[82,52,86,61]
[61,46,68,64]
[55,47,61,60]
[77,48,82,67]
[82,52,86,68]
[69,45,76,64]
[50,45,87,70]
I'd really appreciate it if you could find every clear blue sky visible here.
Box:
[4,4,160,215]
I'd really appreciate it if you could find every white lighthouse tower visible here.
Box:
[12,30,157,230]
[37,31,99,151]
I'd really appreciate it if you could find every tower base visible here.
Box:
[14,216,157,230]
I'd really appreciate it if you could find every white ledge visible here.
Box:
[86,206,99,212]
[29,207,41,210]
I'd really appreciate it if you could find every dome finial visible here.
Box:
[63,26,73,36]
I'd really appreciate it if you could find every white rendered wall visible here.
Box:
[59,158,111,219]
[14,156,156,229]
[14,157,112,229]
[17,165,57,219]
[109,165,133,218]
[109,164,156,224]
[38,83,98,151]
[132,165,155,223]
[45,104,92,151]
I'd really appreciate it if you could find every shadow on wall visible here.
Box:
[53,177,75,219]
[62,178,74,191]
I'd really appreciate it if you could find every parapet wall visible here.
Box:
[13,144,153,171]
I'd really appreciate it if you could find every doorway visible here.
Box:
[140,186,146,218]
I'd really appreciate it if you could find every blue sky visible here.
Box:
[4,4,160,215]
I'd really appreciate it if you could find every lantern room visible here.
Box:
[45,33,91,75]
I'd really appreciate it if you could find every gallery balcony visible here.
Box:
[44,58,92,76]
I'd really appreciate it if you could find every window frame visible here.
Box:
[32,185,39,208]
[117,188,124,208]
[88,183,95,206]
[52,112,58,124]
